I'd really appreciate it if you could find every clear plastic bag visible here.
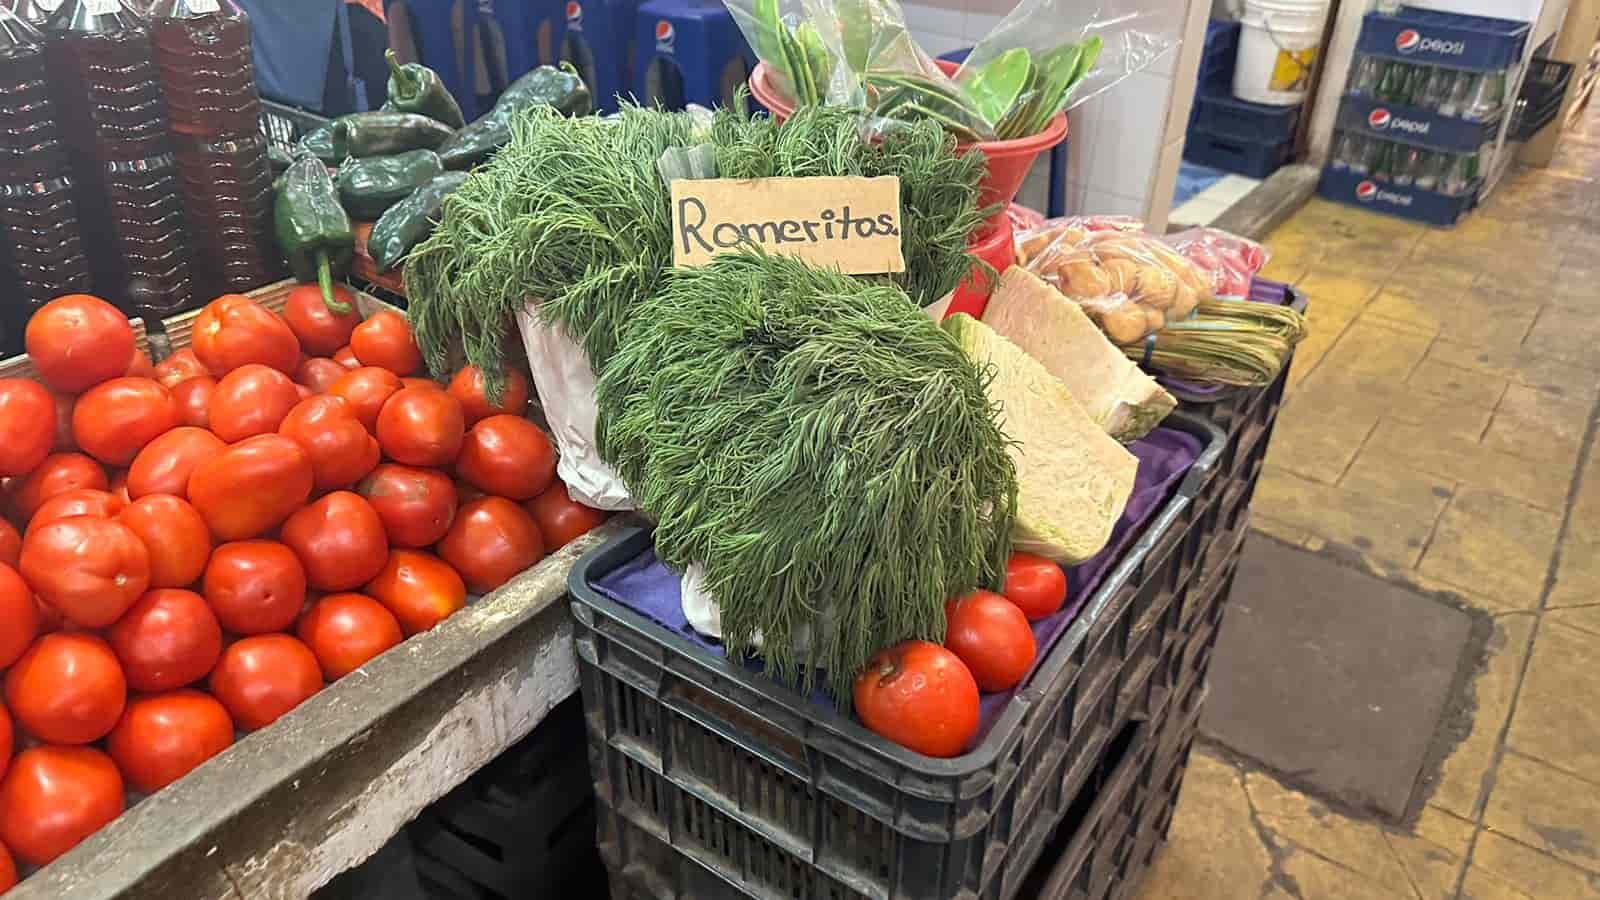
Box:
[1015,214,1142,264]
[1020,226,1214,345]
[1159,227,1271,298]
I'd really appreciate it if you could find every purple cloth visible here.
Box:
[588,426,1203,735]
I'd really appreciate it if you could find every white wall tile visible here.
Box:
[900,1,968,40]
[1082,188,1147,218]
[963,11,1005,42]
[1063,179,1089,215]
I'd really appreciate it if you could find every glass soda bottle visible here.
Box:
[149,0,280,299]
[0,4,93,341]
[43,0,196,318]
[1351,55,1383,97]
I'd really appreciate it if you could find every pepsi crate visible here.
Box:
[569,414,1226,900]
[1183,129,1292,179]
[1318,165,1477,226]
[1192,90,1301,144]
[1338,92,1499,151]
[1357,8,1529,72]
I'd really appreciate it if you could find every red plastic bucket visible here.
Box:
[747,60,1068,210]
[943,212,1015,321]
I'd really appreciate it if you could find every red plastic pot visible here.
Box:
[748,60,1068,210]
[943,212,1016,321]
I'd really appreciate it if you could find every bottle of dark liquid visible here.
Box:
[0,4,93,342]
[149,0,279,299]
[44,0,196,318]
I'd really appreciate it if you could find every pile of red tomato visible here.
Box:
[853,553,1069,759]
[0,286,606,889]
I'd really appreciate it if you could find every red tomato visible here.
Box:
[0,378,57,477]
[400,377,438,392]
[0,746,124,866]
[126,348,156,379]
[107,469,131,504]
[107,690,233,794]
[208,364,301,442]
[349,310,422,376]
[202,540,307,634]
[187,434,313,540]
[0,519,17,569]
[153,348,213,388]
[357,464,456,547]
[853,640,979,758]
[327,366,402,433]
[0,703,9,783]
[437,497,544,593]
[447,366,530,425]
[376,387,464,467]
[278,395,381,491]
[21,516,150,627]
[455,479,485,507]
[11,452,106,522]
[0,563,37,670]
[126,426,225,500]
[208,634,323,731]
[297,593,403,680]
[4,633,126,744]
[50,390,75,451]
[1003,553,1069,622]
[117,495,212,588]
[296,357,347,394]
[526,482,605,551]
[333,346,360,369]
[366,550,466,635]
[455,415,556,501]
[191,294,300,375]
[943,590,1035,693]
[0,838,16,893]
[26,488,125,534]
[282,284,361,356]
[170,375,216,429]
[72,377,180,466]
[106,588,222,692]
[281,492,388,591]
[24,295,134,394]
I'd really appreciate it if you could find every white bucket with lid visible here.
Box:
[1233,0,1330,106]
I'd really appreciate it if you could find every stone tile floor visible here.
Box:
[1135,110,1600,898]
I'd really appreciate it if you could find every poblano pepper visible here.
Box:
[335,149,445,220]
[267,143,295,177]
[369,171,469,273]
[297,124,339,166]
[436,63,593,170]
[331,111,455,159]
[275,156,355,313]
[381,50,466,129]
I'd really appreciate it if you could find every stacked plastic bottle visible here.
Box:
[0,5,93,347]
[43,0,196,318]
[150,0,280,298]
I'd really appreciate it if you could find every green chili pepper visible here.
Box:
[330,111,455,159]
[381,50,467,129]
[437,118,511,171]
[296,124,339,166]
[275,156,355,313]
[267,143,295,177]
[368,172,470,273]
[335,149,446,220]
[493,62,593,118]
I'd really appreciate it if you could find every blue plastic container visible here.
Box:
[1184,130,1292,179]
[557,0,638,112]
[1192,90,1301,143]
[480,0,562,95]
[1317,166,1476,226]
[387,0,486,121]
[1338,92,1499,152]
[633,0,753,110]
[1356,7,1529,72]
[1198,19,1240,92]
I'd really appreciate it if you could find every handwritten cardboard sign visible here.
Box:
[671,176,905,274]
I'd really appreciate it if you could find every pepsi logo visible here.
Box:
[1356,180,1379,201]
[1368,108,1392,129]
[1396,29,1421,53]
[565,1,582,23]
[655,19,675,49]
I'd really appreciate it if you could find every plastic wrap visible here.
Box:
[1020,226,1214,345]
[1160,227,1270,298]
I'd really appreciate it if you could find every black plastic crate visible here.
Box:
[1183,129,1293,179]
[260,100,330,155]
[570,413,1226,900]
[1512,58,1574,140]
[1192,91,1302,144]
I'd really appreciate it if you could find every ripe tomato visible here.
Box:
[401,377,437,392]
[107,469,131,504]
[437,497,544,593]
[327,366,402,433]
[170,375,216,429]
[117,495,211,588]
[0,563,37,670]
[153,348,213,388]
[0,838,15,893]
[26,488,125,533]
[208,364,301,442]
[50,390,75,451]
[376,387,464,467]
[333,345,360,369]
[0,378,57,477]
[202,540,307,634]
[350,310,422,376]
[297,593,403,680]
[357,464,456,547]
[0,746,124,866]
[107,690,234,794]
[24,294,134,394]
[1003,553,1069,622]
[126,426,225,499]
[943,590,1035,693]
[455,415,556,500]
[282,284,362,356]
[192,294,301,375]
[366,550,467,635]
[21,516,150,627]
[11,452,106,522]
[4,632,126,744]
[72,377,180,466]
[126,348,156,379]
[526,482,605,551]
[278,395,380,491]
[187,434,313,540]
[208,634,323,731]
[853,640,979,758]
[0,703,9,782]
[0,519,17,569]
[296,357,347,394]
[447,366,530,425]
[281,492,388,591]
[106,588,222,692]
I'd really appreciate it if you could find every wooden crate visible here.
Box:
[352,222,408,297]
[0,318,151,381]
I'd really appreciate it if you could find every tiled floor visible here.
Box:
[1136,108,1600,898]
[1170,170,1263,227]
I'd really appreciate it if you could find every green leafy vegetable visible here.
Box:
[963,48,1032,125]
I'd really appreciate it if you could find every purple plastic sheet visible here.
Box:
[1157,277,1291,400]
[588,426,1202,736]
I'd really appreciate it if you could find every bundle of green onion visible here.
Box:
[1125,299,1308,387]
